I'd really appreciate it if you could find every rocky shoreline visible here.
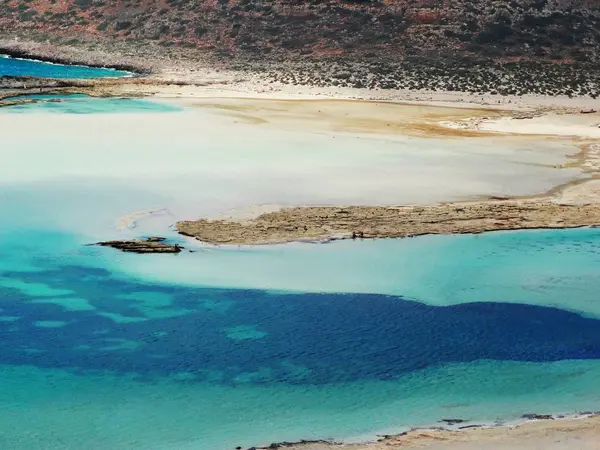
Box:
[0,40,150,74]
[249,412,600,450]
[4,37,600,118]
[4,37,600,101]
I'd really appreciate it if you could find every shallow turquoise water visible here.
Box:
[1,201,599,449]
[0,55,130,78]
[0,104,599,448]
[1,95,182,114]
[122,228,600,318]
[2,93,89,101]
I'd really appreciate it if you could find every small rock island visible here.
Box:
[93,237,183,254]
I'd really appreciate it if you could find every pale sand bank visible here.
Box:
[115,207,171,230]
[2,101,582,209]
[1,95,590,240]
[258,415,600,450]
[445,112,600,140]
[185,97,508,138]
[160,99,600,245]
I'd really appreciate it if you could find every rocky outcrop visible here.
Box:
[93,237,183,253]
[176,197,600,246]
[521,413,555,420]
[0,76,93,90]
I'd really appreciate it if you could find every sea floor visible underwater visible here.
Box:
[1,66,599,449]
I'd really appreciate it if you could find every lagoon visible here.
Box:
[0,97,598,449]
[1,223,600,449]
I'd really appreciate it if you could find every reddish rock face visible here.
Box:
[2,0,600,62]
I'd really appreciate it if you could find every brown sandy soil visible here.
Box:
[257,415,600,450]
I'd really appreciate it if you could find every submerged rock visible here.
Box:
[440,418,468,425]
[521,413,555,421]
[254,440,335,449]
[93,237,183,254]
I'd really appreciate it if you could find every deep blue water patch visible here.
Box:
[0,55,130,78]
[1,264,600,385]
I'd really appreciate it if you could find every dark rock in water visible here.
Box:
[521,413,554,421]
[255,440,335,449]
[93,237,183,254]
[145,236,167,242]
[440,418,468,425]
[0,75,93,90]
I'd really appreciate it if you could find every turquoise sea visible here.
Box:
[1,59,599,450]
[2,94,182,114]
[0,54,130,78]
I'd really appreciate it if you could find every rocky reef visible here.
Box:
[93,237,183,253]
[177,197,600,245]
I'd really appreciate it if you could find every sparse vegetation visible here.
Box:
[2,0,600,96]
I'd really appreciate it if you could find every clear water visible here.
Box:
[121,228,600,318]
[0,103,599,449]
[2,93,89,101]
[1,95,183,114]
[1,223,600,450]
[0,54,130,78]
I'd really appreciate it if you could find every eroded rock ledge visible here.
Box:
[94,237,183,253]
[177,195,600,246]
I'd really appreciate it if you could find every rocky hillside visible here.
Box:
[1,0,600,62]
